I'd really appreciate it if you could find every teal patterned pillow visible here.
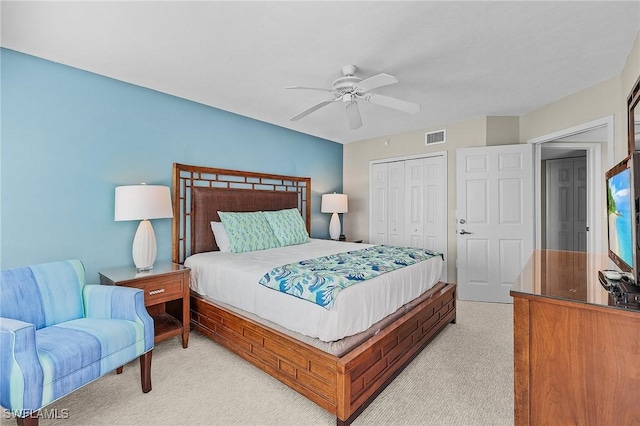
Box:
[218,211,280,253]
[263,208,309,247]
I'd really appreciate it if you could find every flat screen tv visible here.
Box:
[605,156,635,274]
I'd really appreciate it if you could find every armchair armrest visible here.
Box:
[83,285,146,320]
[0,317,44,413]
[83,285,154,350]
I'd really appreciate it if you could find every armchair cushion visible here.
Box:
[83,285,154,352]
[37,318,148,405]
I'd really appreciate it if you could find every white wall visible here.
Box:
[343,31,640,284]
[521,32,640,162]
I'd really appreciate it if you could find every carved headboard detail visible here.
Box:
[172,163,311,264]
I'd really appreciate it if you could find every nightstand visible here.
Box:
[99,262,190,348]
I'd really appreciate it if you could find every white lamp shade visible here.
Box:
[321,193,348,213]
[115,185,173,221]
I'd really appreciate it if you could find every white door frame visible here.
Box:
[528,115,614,254]
[369,151,448,282]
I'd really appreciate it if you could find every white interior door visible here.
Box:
[574,159,588,252]
[545,157,587,251]
[546,159,575,250]
[456,144,534,303]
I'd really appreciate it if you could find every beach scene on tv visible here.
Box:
[607,168,634,267]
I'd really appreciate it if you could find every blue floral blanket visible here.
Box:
[258,245,441,310]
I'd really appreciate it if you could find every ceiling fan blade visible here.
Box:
[345,101,362,130]
[355,73,398,93]
[363,93,421,114]
[286,86,334,93]
[290,98,336,121]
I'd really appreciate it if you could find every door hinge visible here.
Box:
[586,226,590,231]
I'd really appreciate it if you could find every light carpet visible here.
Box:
[1,300,513,426]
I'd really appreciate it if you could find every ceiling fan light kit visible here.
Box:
[288,65,420,130]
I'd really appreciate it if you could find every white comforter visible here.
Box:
[185,239,443,342]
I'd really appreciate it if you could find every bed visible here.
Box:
[171,163,457,425]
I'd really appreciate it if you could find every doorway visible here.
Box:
[529,116,614,292]
[529,116,614,255]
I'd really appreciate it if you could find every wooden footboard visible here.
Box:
[190,282,456,424]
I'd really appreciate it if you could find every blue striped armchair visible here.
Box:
[0,260,154,425]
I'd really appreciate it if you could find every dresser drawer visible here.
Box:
[130,275,185,306]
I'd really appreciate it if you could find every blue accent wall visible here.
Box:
[1,49,343,280]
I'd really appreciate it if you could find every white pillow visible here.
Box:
[210,221,232,252]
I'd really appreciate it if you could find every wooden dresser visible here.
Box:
[511,250,640,425]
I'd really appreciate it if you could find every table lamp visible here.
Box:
[115,184,173,271]
[321,193,348,240]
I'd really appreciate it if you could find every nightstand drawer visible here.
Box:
[133,275,184,306]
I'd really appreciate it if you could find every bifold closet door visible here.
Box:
[371,161,405,245]
[387,161,405,245]
[404,157,446,252]
[372,156,445,251]
[371,163,388,245]
[405,159,425,247]
[423,156,446,256]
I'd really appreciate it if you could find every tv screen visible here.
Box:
[606,159,634,273]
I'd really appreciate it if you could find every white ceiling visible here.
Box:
[2,1,639,144]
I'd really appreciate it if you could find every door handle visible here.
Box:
[459,229,473,235]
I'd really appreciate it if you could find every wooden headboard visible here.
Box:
[172,163,311,264]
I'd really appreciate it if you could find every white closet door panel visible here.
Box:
[405,159,424,248]
[371,163,388,245]
[424,235,438,251]
[423,156,446,258]
[387,161,405,246]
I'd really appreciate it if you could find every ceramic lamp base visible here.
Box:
[132,219,157,271]
[329,212,341,240]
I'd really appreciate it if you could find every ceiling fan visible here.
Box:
[287,65,421,130]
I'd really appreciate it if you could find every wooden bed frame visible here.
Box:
[171,163,457,425]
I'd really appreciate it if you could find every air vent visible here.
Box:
[425,130,446,146]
